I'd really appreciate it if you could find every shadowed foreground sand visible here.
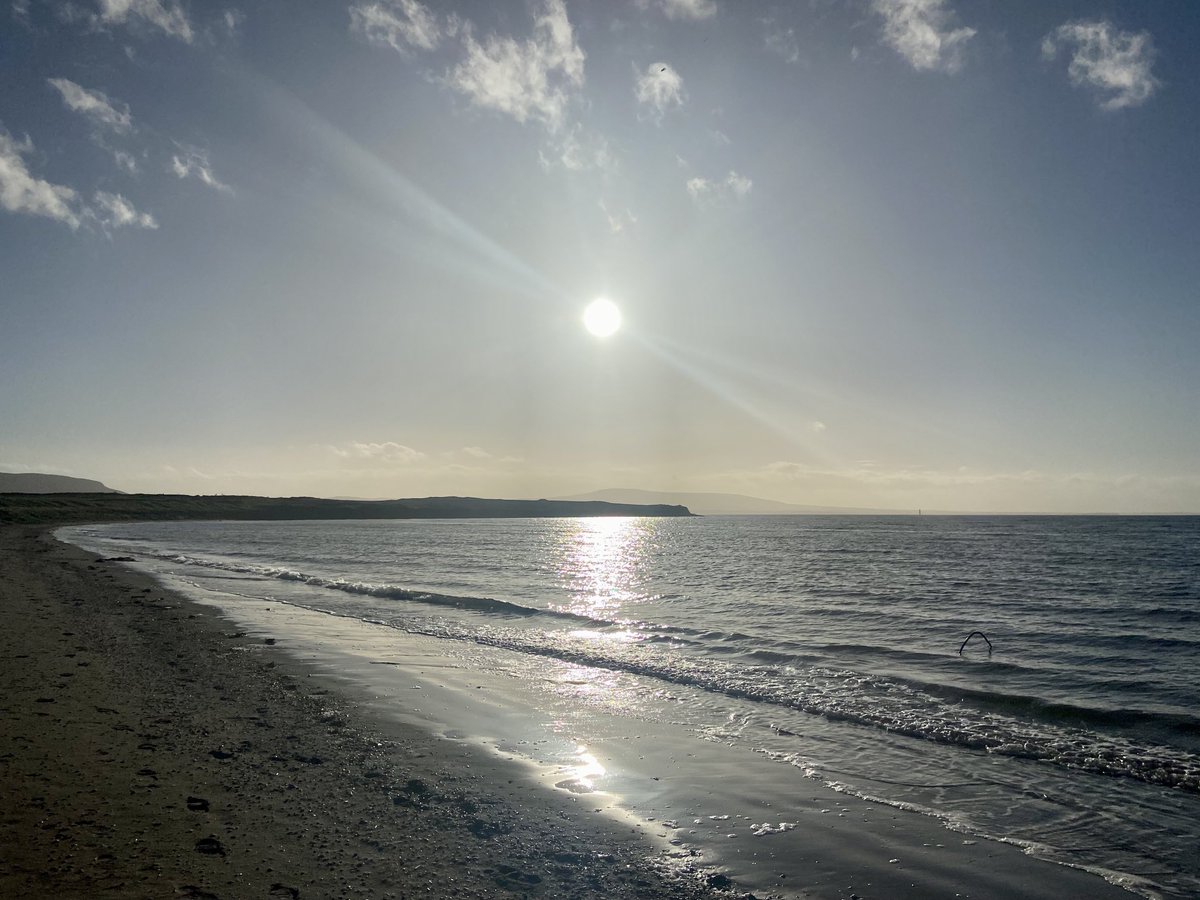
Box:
[0,526,728,900]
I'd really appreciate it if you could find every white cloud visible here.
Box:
[171,147,233,194]
[331,441,426,463]
[687,170,752,205]
[1042,20,1159,111]
[13,0,31,25]
[446,0,585,133]
[95,0,194,42]
[352,0,603,169]
[811,421,827,433]
[90,189,156,229]
[634,63,685,121]
[872,0,975,73]
[47,78,133,133]
[0,128,159,231]
[0,129,82,228]
[222,9,244,35]
[349,0,442,52]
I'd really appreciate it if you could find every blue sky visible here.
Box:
[2,0,1198,512]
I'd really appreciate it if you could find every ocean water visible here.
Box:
[61,515,1200,897]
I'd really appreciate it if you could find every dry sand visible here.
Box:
[0,525,729,900]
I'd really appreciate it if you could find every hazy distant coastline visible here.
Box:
[559,488,917,516]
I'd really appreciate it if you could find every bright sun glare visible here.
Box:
[583,298,622,338]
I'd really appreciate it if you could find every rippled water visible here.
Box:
[62,515,1200,896]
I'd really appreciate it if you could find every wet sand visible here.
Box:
[1,524,1140,899]
[0,525,725,899]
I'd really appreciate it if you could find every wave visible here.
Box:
[157,552,600,623]
[440,624,1200,793]
[883,678,1200,736]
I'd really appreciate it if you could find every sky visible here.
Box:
[1,0,1198,513]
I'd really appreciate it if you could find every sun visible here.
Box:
[583,298,622,338]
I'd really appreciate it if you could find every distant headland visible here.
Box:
[0,490,694,526]
[0,472,123,494]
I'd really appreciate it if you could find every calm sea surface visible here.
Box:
[62,515,1200,897]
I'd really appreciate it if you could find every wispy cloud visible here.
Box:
[93,0,194,43]
[170,146,233,194]
[598,199,636,234]
[638,0,717,21]
[451,446,523,464]
[90,189,156,229]
[543,124,614,172]
[686,170,752,205]
[112,150,138,174]
[634,63,685,121]
[222,9,245,36]
[47,77,140,172]
[349,0,443,53]
[330,441,426,463]
[872,0,975,73]
[1042,20,1160,110]
[764,23,800,64]
[446,0,584,133]
[47,78,133,133]
[0,129,82,228]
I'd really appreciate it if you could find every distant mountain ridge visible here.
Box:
[559,488,913,516]
[0,472,121,494]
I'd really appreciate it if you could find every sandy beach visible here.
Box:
[0,525,726,899]
[1,524,1145,899]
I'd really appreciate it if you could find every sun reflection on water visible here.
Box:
[549,738,610,794]
[552,517,657,620]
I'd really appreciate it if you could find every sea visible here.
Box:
[60,515,1200,897]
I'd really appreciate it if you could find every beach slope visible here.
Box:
[0,525,721,899]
